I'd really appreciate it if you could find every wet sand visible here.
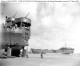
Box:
[0,53,80,66]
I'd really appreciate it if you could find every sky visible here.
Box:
[0,2,80,53]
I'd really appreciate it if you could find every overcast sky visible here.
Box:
[0,2,80,53]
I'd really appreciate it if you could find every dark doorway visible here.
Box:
[11,48,20,57]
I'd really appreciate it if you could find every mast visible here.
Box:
[65,43,67,48]
[13,12,17,18]
[25,12,30,18]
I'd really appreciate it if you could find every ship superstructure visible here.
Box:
[1,13,31,57]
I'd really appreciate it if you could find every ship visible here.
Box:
[1,13,31,57]
[58,43,74,54]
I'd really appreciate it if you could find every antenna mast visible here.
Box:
[65,43,67,48]
[13,12,17,17]
[25,12,30,18]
